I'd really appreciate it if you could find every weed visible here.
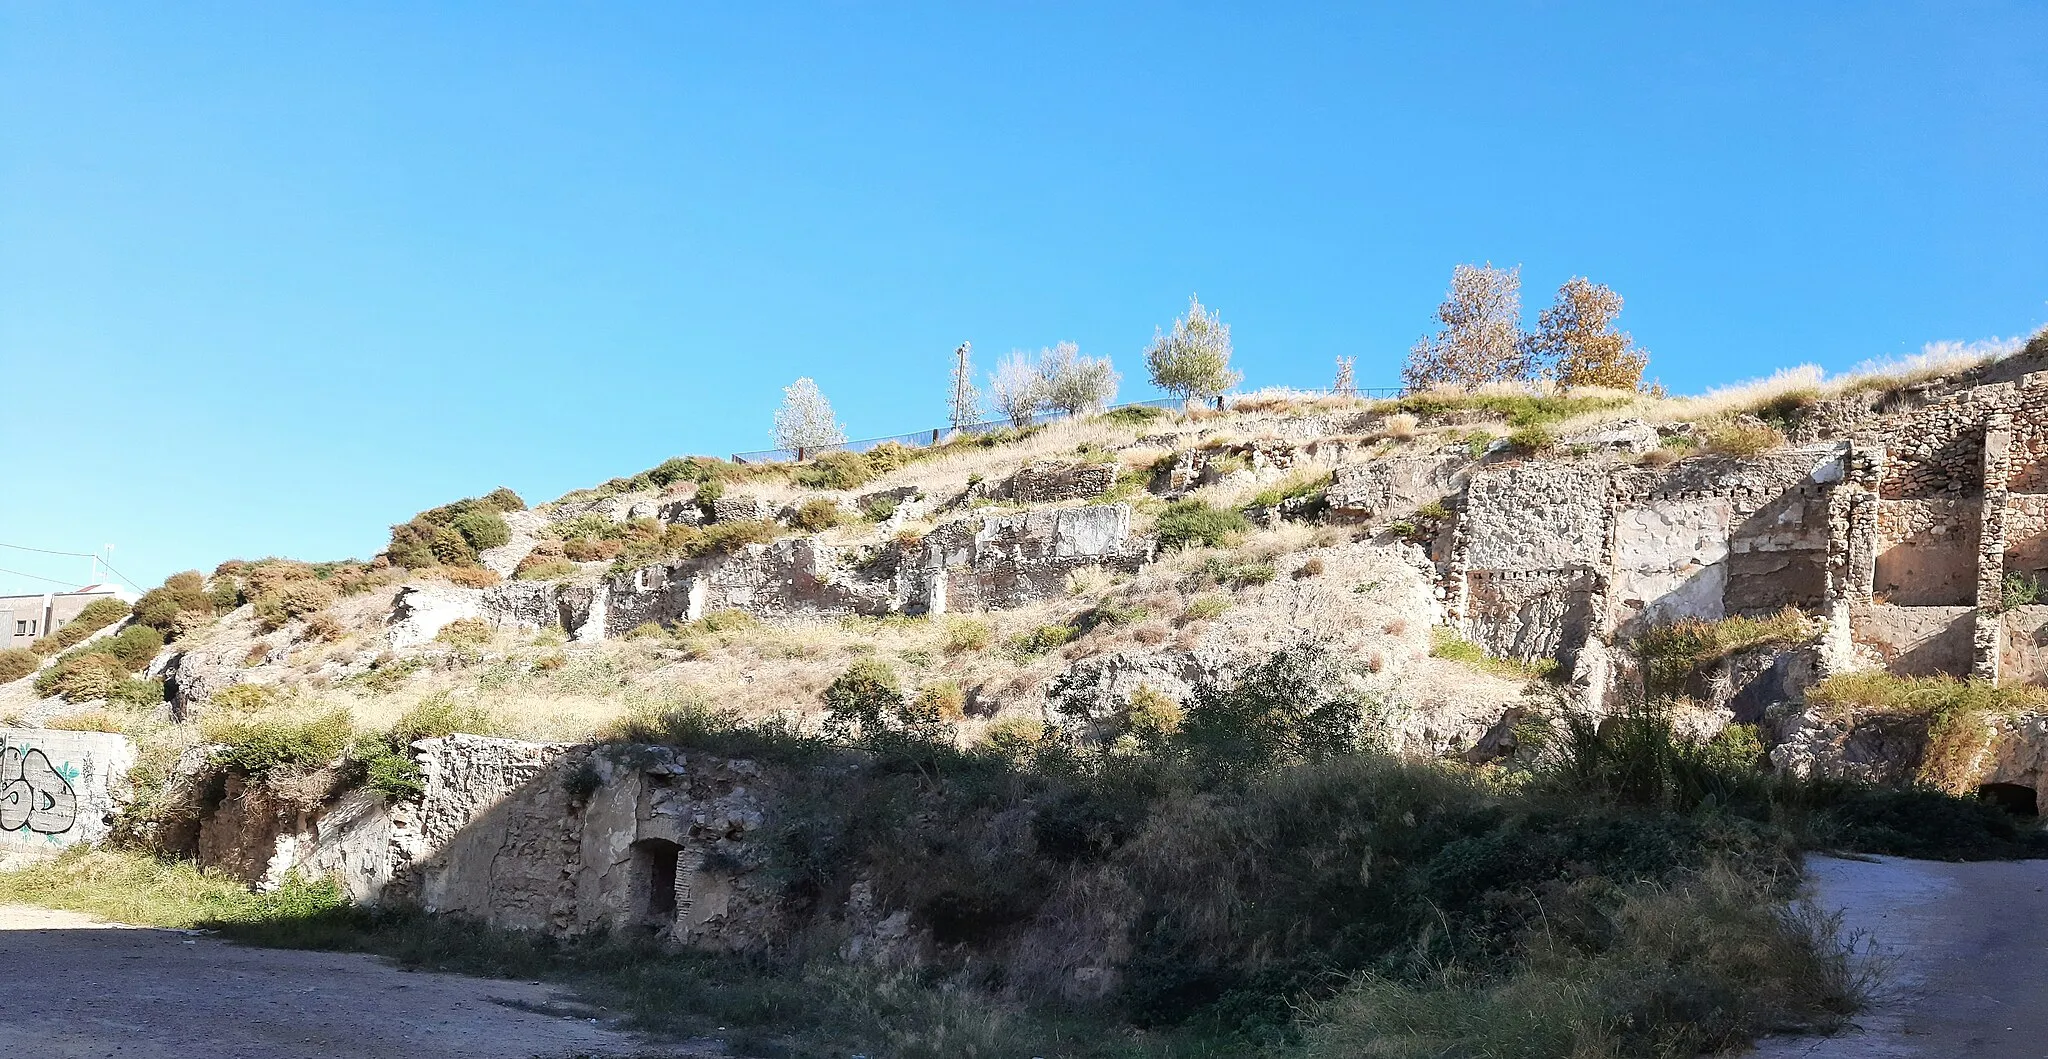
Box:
[1702,420,1787,456]
[1009,624,1079,657]
[2003,571,2044,611]
[942,617,993,653]
[1155,499,1248,550]
[1430,627,1558,681]
[1182,594,1230,621]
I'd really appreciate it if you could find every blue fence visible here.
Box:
[730,388,1405,464]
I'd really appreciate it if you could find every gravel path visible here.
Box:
[1751,854,2048,1059]
[0,904,704,1059]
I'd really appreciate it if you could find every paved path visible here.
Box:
[0,904,700,1059]
[1752,855,2048,1059]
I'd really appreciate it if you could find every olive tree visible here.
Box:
[1038,341,1120,415]
[1403,263,1531,391]
[772,377,847,453]
[1145,295,1242,405]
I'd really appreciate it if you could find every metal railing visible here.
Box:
[731,397,1191,464]
[730,388,1405,464]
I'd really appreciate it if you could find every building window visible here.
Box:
[13,621,24,636]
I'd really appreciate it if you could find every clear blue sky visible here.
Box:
[3,3,2044,595]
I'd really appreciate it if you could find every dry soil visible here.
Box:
[0,904,705,1059]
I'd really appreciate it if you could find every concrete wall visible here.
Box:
[0,729,134,852]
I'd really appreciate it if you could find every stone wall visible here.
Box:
[1,728,134,853]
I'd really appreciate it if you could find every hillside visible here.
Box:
[8,333,2048,1058]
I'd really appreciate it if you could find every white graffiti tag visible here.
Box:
[0,743,79,835]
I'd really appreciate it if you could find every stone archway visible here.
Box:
[1978,782,2039,817]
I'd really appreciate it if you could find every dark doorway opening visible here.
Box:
[632,838,683,925]
[1977,782,2039,817]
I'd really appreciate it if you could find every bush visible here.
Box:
[1154,499,1248,550]
[912,681,968,722]
[1100,404,1168,426]
[450,509,510,552]
[1199,555,1276,587]
[103,624,165,670]
[2003,571,2044,611]
[514,557,580,580]
[1174,644,1361,785]
[1182,594,1230,621]
[942,618,992,653]
[204,709,354,774]
[562,536,623,562]
[436,565,501,589]
[1008,624,1077,657]
[1635,608,1809,699]
[792,497,848,532]
[109,677,166,707]
[1507,425,1553,453]
[0,648,40,683]
[33,652,126,701]
[1702,420,1787,457]
[821,659,905,740]
[52,598,130,648]
[434,619,494,650]
[481,487,526,512]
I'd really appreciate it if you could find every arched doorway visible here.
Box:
[1977,782,2039,817]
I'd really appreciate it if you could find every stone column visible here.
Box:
[1973,417,2012,683]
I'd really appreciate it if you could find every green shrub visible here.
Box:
[1008,624,1078,657]
[109,677,166,707]
[204,709,354,774]
[450,509,510,552]
[792,497,847,532]
[1154,499,1248,550]
[1198,555,1277,588]
[943,617,993,653]
[1182,593,1230,621]
[1507,424,1553,453]
[1636,608,1810,699]
[692,608,760,634]
[434,618,494,650]
[860,496,900,522]
[513,558,580,580]
[821,659,905,740]
[1081,600,1152,631]
[1384,392,1627,429]
[33,652,126,701]
[0,648,40,683]
[1174,644,1361,785]
[1247,470,1334,510]
[53,598,130,648]
[1099,404,1169,426]
[481,487,526,512]
[388,692,497,744]
[103,624,165,670]
[2002,571,2044,611]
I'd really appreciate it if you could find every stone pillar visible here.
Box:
[1973,417,2013,683]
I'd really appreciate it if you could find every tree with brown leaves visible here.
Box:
[1528,277,1650,391]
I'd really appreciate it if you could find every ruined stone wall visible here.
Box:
[0,728,133,853]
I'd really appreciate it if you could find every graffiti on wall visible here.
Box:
[0,738,80,839]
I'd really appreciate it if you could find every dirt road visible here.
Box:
[0,904,699,1059]
[1752,854,2048,1059]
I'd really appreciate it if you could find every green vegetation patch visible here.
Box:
[1381,393,1628,429]
[1635,607,1811,699]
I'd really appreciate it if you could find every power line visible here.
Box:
[0,566,86,590]
[0,541,145,592]
[0,541,96,559]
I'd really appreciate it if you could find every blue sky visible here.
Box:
[2,3,2044,595]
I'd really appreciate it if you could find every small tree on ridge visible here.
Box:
[1527,277,1650,391]
[1403,263,1530,391]
[773,377,847,454]
[1146,295,1242,405]
[1038,341,1120,415]
[990,352,1045,428]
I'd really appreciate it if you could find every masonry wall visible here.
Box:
[1,728,134,853]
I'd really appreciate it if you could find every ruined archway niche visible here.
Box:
[630,838,687,931]
[1977,782,2039,817]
